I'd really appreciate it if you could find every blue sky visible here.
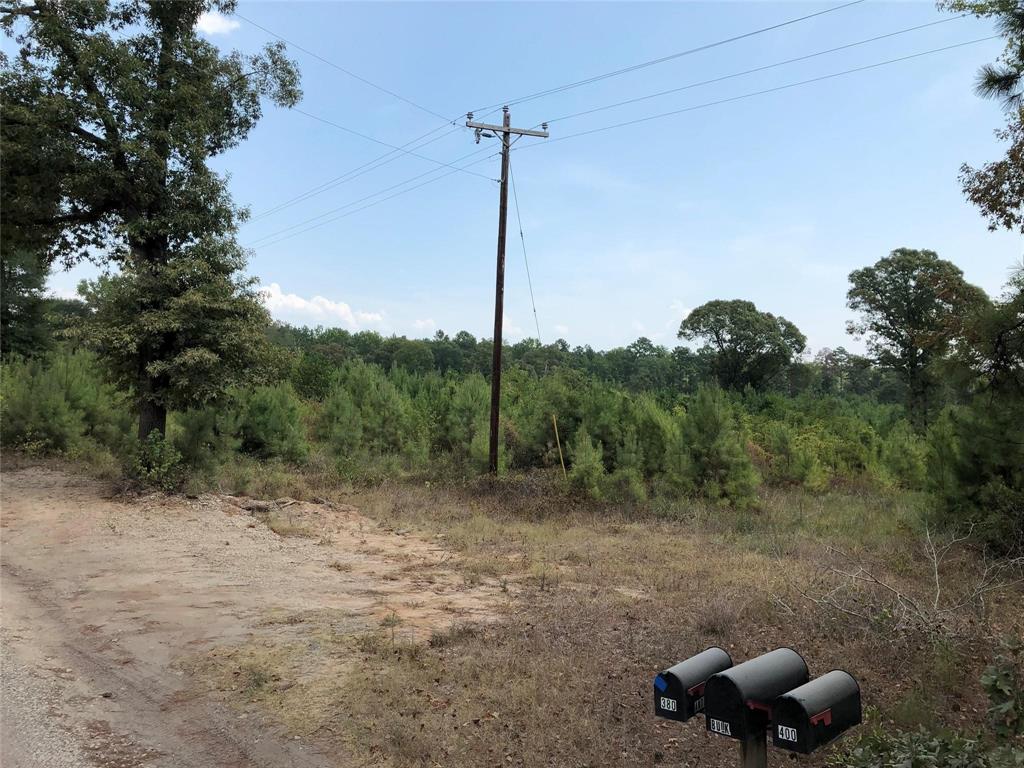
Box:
[47,1,1022,354]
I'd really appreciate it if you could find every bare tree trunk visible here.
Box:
[138,378,167,441]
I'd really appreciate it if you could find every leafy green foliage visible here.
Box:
[847,249,989,428]
[1,0,301,438]
[836,727,1023,768]
[1,249,49,356]
[78,239,275,439]
[445,373,489,460]
[338,360,419,457]
[960,110,1024,234]
[291,351,336,401]
[1,356,83,453]
[928,389,1024,552]
[678,299,806,390]
[882,421,928,489]
[982,638,1024,739]
[130,431,184,492]
[938,1,1023,232]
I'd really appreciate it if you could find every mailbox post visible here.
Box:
[653,648,861,768]
[740,734,767,768]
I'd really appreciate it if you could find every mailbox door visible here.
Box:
[654,673,685,721]
[772,697,812,753]
[704,675,762,740]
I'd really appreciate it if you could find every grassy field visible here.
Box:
[180,468,1023,767]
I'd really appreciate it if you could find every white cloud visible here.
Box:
[554,324,569,337]
[196,11,240,36]
[259,283,384,329]
[46,286,81,301]
[413,318,436,332]
[502,315,524,339]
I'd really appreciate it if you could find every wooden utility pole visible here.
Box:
[466,107,548,473]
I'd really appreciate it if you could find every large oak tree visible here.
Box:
[846,248,988,428]
[678,299,806,391]
[1,0,301,438]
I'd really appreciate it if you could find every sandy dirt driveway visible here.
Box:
[1,466,501,767]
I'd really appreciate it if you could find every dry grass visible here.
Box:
[265,514,317,538]
[183,477,1024,767]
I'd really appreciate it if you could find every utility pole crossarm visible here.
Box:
[465,119,549,138]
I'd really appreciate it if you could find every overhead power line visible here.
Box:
[246,145,497,247]
[244,1,866,231]
[235,11,452,122]
[250,152,499,250]
[291,107,494,181]
[248,31,991,251]
[543,15,968,126]
[524,36,998,148]
[509,161,542,344]
[470,0,867,114]
[251,124,462,221]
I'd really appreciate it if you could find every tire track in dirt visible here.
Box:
[0,466,503,767]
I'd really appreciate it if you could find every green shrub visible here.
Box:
[632,394,678,477]
[982,638,1024,739]
[762,421,817,485]
[835,728,1022,767]
[55,350,132,452]
[236,383,308,462]
[129,431,184,491]
[802,455,830,493]
[603,467,647,503]
[291,351,336,401]
[445,373,489,460]
[468,416,508,474]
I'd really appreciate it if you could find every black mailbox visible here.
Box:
[704,648,808,741]
[772,670,861,754]
[654,647,733,722]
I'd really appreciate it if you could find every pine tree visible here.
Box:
[568,425,606,500]
[0,249,49,356]
[317,385,363,458]
[679,386,760,508]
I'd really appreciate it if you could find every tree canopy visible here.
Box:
[0,0,301,437]
[678,299,806,390]
[939,0,1024,232]
[846,248,988,427]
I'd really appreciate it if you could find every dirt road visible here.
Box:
[1,466,501,767]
